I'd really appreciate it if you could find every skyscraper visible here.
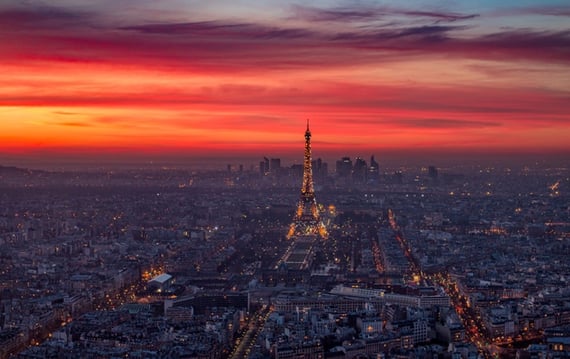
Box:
[353,157,367,183]
[336,157,352,178]
[368,155,379,183]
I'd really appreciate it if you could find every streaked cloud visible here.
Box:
[54,121,92,127]
[290,4,479,24]
[492,5,570,17]
[397,119,501,129]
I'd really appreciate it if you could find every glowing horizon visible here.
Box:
[1,0,569,167]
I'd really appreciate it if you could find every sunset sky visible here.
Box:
[1,0,569,168]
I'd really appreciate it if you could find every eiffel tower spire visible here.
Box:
[288,120,327,239]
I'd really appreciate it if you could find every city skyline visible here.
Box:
[1,0,569,168]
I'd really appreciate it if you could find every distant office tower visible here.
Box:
[353,157,367,183]
[288,120,327,239]
[336,157,352,178]
[368,155,380,182]
[259,160,265,175]
[320,161,328,178]
[313,157,328,179]
[270,158,281,173]
[260,157,270,175]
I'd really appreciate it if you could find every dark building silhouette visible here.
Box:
[353,157,367,183]
[313,158,328,180]
[270,158,281,173]
[369,155,379,183]
[336,157,352,178]
[259,157,270,175]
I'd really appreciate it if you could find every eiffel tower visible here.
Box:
[287,120,327,239]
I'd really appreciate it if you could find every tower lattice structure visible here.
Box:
[288,120,327,239]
